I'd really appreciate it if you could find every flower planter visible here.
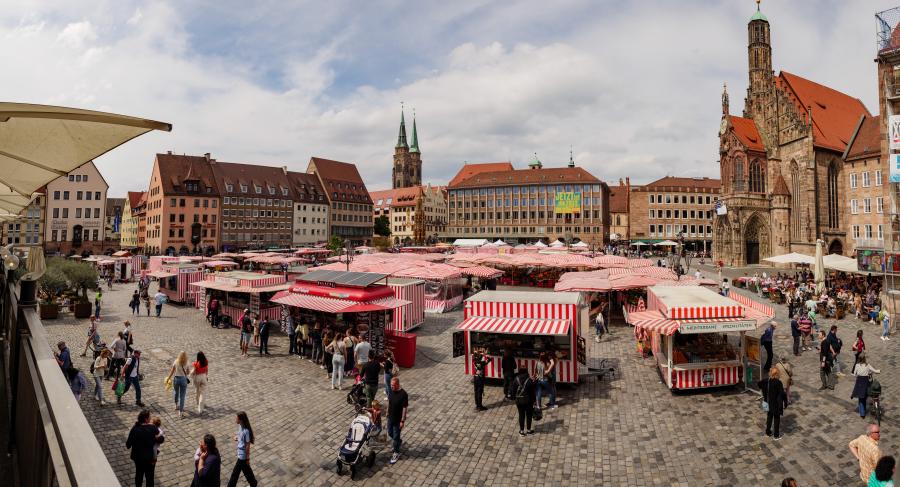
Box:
[39,303,59,320]
[73,301,93,319]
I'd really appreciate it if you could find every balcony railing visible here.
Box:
[1,276,118,486]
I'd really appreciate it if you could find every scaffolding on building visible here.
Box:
[877,7,900,325]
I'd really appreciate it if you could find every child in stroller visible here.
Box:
[346,381,368,410]
[336,412,377,479]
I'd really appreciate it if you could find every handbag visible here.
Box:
[533,405,543,421]
[182,365,191,385]
[761,381,770,412]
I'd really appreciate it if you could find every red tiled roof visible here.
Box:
[370,186,421,209]
[308,157,372,204]
[844,115,881,161]
[729,116,765,152]
[210,162,292,200]
[285,172,327,203]
[448,162,514,186]
[609,187,628,213]
[450,166,600,188]
[637,176,721,191]
[777,71,871,153]
[155,153,221,196]
[127,191,146,209]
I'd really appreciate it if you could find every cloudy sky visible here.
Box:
[0,0,892,194]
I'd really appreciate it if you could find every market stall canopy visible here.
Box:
[549,239,566,248]
[189,280,290,293]
[148,270,176,279]
[533,241,548,248]
[198,260,239,268]
[457,316,570,336]
[0,102,170,214]
[655,240,678,246]
[111,250,132,257]
[452,238,489,247]
[454,265,503,279]
[822,253,859,273]
[269,290,410,313]
[762,252,815,265]
[571,241,589,248]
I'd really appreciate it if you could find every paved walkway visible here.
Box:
[45,274,900,486]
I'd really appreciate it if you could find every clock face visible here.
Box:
[719,118,728,136]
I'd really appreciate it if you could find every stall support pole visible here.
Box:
[666,335,673,388]
[740,331,747,392]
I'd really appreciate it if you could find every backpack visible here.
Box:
[125,330,133,345]
[515,376,531,405]
[869,378,882,398]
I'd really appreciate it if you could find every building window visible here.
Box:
[878,197,884,214]
[53,191,60,200]
[876,170,883,186]
[864,198,872,214]
[852,225,860,239]
[827,162,839,228]
[865,224,873,239]
[75,208,82,218]
[850,173,857,189]
[851,199,859,214]
[95,192,100,200]
[879,224,884,240]
[862,171,870,187]
[76,191,83,200]
[649,194,654,204]
[170,198,176,207]
[63,191,70,200]
[53,208,59,218]
[226,184,234,192]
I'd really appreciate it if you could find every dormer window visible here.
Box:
[268,186,275,195]
[281,187,289,196]
[255,185,262,194]
[240,184,248,193]
[226,184,234,192]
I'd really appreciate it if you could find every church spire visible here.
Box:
[722,82,729,115]
[396,104,409,149]
[409,109,420,154]
[568,147,575,168]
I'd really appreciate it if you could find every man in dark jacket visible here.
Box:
[513,367,536,436]
[827,325,844,376]
[819,330,835,390]
[126,409,164,487]
[790,317,801,356]
[501,349,517,400]
[472,349,488,411]
[258,319,271,355]
[761,323,776,371]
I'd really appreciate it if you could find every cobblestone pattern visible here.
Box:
[45,269,900,486]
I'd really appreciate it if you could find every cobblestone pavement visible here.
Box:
[45,273,900,486]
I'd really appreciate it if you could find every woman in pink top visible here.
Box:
[190,351,209,414]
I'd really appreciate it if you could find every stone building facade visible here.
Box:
[371,184,447,245]
[842,115,886,254]
[307,157,373,246]
[287,172,329,247]
[629,177,720,252]
[44,161,109,255]
[715,6,871,265]
[608,178,630,243]
[1,193,44,247]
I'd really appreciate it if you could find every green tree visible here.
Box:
[374,215,391,237]
[38,264,68,305]
[59,259,98,302]
[327,235,344,253]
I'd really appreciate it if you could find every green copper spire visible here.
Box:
[409,110,420,154]
[750,0,767,21]
[396,106,409,149]
[568,147,575,168]
[528,152,542,169]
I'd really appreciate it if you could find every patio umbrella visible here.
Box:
[22,246,45,280]
[655,240,678,246]
[814,239,825,294]
[763,252,815,265]
[0,102,170,214]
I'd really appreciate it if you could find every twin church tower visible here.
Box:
[392,108,422,189]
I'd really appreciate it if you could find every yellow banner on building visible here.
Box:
[554,192,581,214]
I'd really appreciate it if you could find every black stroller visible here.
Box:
[336,413,377,479]
[346,382,367,410]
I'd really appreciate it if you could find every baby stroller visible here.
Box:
[346,381,367,411]
[336,413,377,479]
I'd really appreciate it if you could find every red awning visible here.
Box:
[457,316,570,336]
[269,291,352,313]
[148,270,176,278]
[625,310,680,335]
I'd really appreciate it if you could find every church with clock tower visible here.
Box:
[714,3,870,265]
[393,108,422,189]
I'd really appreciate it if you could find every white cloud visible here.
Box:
[0,0,889,196]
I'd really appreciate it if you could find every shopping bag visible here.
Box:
[111,378,119,392]
[164,377,173,392]
[532,406,543,421]
[115,379,126,396]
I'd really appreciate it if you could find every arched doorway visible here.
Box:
[743,214,770,265]
[828,239,843,256]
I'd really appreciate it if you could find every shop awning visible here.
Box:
[148,270,176,278]
[269,291,411,313]
[626,310,761,335]
[455,265,503,279]
[457,316,571,336]
[190,281,291,293]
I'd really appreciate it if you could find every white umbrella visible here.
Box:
[631,242,646,247]
[655,240,678,246]
[814,239,825,294]
[0,102,170,214]
[762,252,815,265]
[571,241,589,248]
[533,241,548,248]
[549,239,566,247]
[23,246,45,280]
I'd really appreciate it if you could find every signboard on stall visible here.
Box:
[892,153,900,183]
[576,336,587,365]
[554,192,581,214]
[678,320,756,334]
[368,311,386,357]
[215,276,239,286]
[890,115,900,152]
[743,335,761,393]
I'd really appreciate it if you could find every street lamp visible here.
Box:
[344,238,354,272]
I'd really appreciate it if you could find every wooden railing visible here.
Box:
[0,276,118,486]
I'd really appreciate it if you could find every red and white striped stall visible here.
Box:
[153,263,204,305]
[457,291,588,384]
[191,271,291,325]
[625,286,774,391]
[387,278,425,332]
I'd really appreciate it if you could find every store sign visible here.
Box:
[890,115,900,152]
[891,154,900,183]
[554,192,581,214]
[576,336,587,365]
[215,276,239,287]
[369,311,386,357]
[678,320,756,334]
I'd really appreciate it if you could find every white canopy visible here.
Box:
[655,240,678,246]
[549,239,566,247]
[533,241,548,248]
[493,239,507,246]
[571,241,589,248]
[762,252,815,265]
[0,102,170,214]
[452,238,489,247]
[823,253,859,274]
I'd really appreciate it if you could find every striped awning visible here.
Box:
[148,270,176,278]
[269,291,352,313]
[457,316,571,336]
[626,310,761,336]
[367,297,412,310]
[625,310,679,335]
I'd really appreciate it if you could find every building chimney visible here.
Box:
[204,153,211,162]
[167,150,172,155]
[282,166,288,175]
[625,177,630,187]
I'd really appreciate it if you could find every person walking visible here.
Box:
[239,310,252,358]
[190,352,209,414]
[759,367,785,440]
[130,291,141,316]
[110,332,127,379]
[869,455,895,487]
[387,377,408,465]
[192,434,221,487]
[207,298,220,328]
[68,367,87,401]
[472,348,489,411]
[126,409,164,487]
[594,311,605,343]
[790,317,801,357]
[166,351,191,418]
[123,321,135,357]
[882,311,891,341]
[383,350,396,400]
[502,349,517,400]
[851,352,880,418]
[55,341,72,373]
[80,316,101,357]
[773,357,793,406]
[95,288,103,318]
[513,366,536,436]
[361,351,381,407]
[286,314,297,356]
[120,349,145,407]
[852,329,866,371]
[819,330,835,391]
[93,348,111,405]
[326,332,346,390]
[153,290,165,318]
[258,319,270,356]
[761,322,776,371]
[828,325,845,376]
[849,424,882,484]
[144,295,151,317]
[226,412,257,487]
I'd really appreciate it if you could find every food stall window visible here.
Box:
[470,332,571,360]
[671,333,738,365]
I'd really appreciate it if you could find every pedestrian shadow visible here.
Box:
[532,418,564,434]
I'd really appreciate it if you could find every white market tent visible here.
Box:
[533,241,548,248]
[823,253,860,274]
[571,241,589,248]
[655,240,678,246]
[452,238,489,247]
[0,102,171,215]
[493,239,507,246]
[762,252,816,265]
[549,239,566,248]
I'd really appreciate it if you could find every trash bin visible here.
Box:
[386,330,417,368]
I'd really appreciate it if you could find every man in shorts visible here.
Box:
[240,310,253,358]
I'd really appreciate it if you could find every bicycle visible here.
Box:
[870,393,883,426]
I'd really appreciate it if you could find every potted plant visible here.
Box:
[60,259,98,319]
[38,265,67,320]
